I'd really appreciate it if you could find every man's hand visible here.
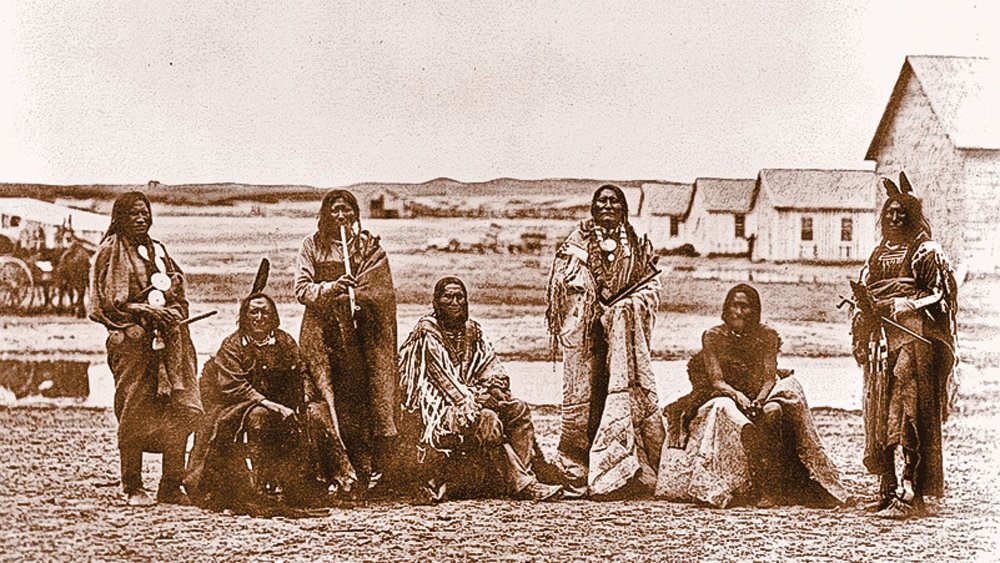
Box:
[873,298,894,318]
[263,400,296,420]
[731,391,753,415]
[474,391,499,411]
[127,303,183,326]
[324,274,357,298]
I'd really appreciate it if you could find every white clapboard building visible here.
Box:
[751,169,878,263]
[688,177,756,257]
[636,181,695,251]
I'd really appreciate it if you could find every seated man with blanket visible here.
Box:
[186,260,348,517]
[657,284,847,508]
[396,277,563,502]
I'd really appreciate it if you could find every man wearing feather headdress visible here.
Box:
[396,277,563,502]
[545,184,665,497]
[852,172,958,519]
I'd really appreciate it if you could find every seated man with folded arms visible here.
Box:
[186,264,349,517]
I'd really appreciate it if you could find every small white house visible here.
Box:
[636,182,695,251]
[751,169,878,263]
[688,178,756,256]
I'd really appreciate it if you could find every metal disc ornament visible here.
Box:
[599,238,618,253]
[147,289,166,307]
[150,272,172,291]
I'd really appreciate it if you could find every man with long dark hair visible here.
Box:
[295,190,399,496]
[545,184,664,497]
[657,284,846,508]
[186,263,336,517]
[88,191,202,506]
[852,172,958,519]
[396,277,563,502]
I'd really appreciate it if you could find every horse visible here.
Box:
[54,239,96,317]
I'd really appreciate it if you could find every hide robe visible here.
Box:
[88,234,202,454]
[296,230,399,484]
[545,220,664,496]
[657,324,846,508]
[854,235,957,497]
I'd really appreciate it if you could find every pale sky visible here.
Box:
[0,1,996,186]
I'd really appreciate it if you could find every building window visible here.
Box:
[801,217,813,241]
[734,214,746,238]
[841,217,853,242]
[670,216,679,237]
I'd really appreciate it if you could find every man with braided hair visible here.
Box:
[546,184,664,498]
[396,277,563,502]
[852,172,958,519]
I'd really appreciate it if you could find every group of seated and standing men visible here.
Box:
[88,177,956,520]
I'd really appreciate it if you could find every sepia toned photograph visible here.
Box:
[1,1,998,560]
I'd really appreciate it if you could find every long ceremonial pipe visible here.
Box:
[180,310,218,326]
[339,224,358,327]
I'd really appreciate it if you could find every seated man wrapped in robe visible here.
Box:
[186,262,347,516]
[657,284,847,508]
[396,277,563,502]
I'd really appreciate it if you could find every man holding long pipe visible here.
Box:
[295,190,400,497]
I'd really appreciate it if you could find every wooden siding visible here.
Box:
[753,182,874,262]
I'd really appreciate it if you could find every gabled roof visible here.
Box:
[867,55,1000,159]
[0,198,110,234]
[693,178,756,214]
[756,169,877,211]
[641,182,695,218]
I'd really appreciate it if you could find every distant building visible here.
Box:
[688,178,756,256]
[752,169,878,263]
[368,188,406,219]
[636,181,695,251]
[865,55,1000,274]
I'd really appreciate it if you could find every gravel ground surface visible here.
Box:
[2,384,998,562]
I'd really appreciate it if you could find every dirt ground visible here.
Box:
[1,391,999,561]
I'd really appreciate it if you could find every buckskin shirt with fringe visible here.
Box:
[398,315,508,455]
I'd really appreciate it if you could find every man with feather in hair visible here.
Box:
[851,172,959,519]
[185,259,337,517]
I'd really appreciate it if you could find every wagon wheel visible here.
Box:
[0,257,34,312]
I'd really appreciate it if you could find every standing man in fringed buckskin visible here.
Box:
[545,184,665,498]
[851,172,958,520]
